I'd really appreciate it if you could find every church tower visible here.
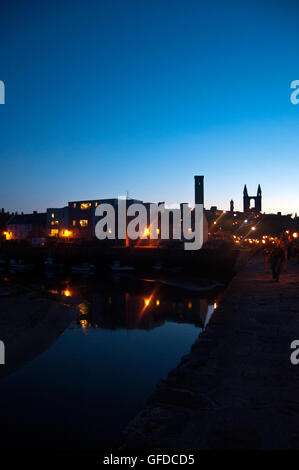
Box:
[243,185,249,212]
[256,184,262,212]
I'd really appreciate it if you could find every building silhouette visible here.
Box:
[243,184,262,213]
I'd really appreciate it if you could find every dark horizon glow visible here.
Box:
[0,0,299,215]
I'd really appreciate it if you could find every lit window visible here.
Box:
[80,220,88,227]
[95,202,98,207]
[80,203,91,210]
[51,213,54,218]
[3,231,12,240]
[51,220,59,225]
[73,203,77,208]
[50,229,59,236]
[72,220,76,226]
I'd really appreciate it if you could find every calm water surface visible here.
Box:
[0,272,218,450]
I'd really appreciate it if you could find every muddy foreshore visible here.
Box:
[120,254,299,450]
[0,285,77,380]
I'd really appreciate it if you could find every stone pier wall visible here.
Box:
[121,255,299,450]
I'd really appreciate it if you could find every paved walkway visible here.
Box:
[122,255,299,449]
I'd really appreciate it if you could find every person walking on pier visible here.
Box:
[269,241,286,282]
[263,241,272,271]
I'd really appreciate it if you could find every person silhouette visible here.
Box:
[269,241,286,282]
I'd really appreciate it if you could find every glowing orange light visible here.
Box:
[62,229,72,237]
[80,203,91,210]
[156,299,160,306]
[63,289,71,297]
[139,290,156,319]
[144,228,150,236]
[188,301,192,309]
[293,232,298,239]
[251,226,256,231]
[214,302,217,309]
[3,231,12,240]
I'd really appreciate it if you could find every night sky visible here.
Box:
[0,0,298,214]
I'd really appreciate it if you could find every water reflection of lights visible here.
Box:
[78,302,88,315]
[139,290,157,319]
[69,289,222,331]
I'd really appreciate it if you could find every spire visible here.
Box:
[257,184,262,195]
[243,184,248,196]
[194,175,204,205]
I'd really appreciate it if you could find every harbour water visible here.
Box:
[0,272,220,450]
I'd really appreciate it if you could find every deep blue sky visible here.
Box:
[0,0,298,214]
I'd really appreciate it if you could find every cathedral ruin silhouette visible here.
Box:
[243,184,262,212]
